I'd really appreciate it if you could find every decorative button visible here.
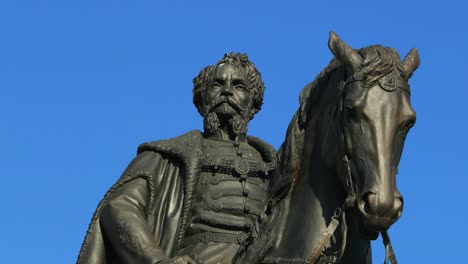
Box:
[235,158,250,175]
[209,192,222,200]
[243,189,249,196]
[236,150,243,156]
[210,175,223,185]
[210,201,223,212]
[234,142,240,147]
[244,205,250,213]
[240,174,247,180]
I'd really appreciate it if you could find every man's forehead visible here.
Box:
[214,63,248,79]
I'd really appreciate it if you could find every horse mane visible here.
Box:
[234,58,345,264]
[271,58,343,197]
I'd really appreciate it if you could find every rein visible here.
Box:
[304,154,398,264]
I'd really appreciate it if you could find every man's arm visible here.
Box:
[100,175,168,264]
[99,150,201,264]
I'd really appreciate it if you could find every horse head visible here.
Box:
[328,32,419,236]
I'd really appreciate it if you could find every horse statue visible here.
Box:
[236,32,420,264]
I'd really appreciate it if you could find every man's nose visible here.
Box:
[221,82,233,96]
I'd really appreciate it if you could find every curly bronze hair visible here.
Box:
[192,52,265,120]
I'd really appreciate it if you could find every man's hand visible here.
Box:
[157,255,200,264]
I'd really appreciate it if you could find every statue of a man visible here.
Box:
[77,53,277,264]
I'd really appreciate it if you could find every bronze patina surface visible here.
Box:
[78,32,419,264]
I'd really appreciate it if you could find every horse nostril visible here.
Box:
[361,191,395,215]
[393,196,404,218]
[362,192,378,214]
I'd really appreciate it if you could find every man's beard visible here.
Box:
[204,112,249,136]
[203,96,251,136]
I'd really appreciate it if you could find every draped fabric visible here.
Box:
[77,130,276,264]
[77,150,186,264]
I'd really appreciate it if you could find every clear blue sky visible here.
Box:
[1,1,466,263]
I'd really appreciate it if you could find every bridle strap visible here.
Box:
[305,207,345,264]
[382,231,398,264]
[304,153,355,263]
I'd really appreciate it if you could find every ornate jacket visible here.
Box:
[77,130,276,264]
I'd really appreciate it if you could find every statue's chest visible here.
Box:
[183,139,273,242]
[200,139,274,184]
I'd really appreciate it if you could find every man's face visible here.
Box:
[204,63,253,119]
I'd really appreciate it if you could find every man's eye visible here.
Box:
[234,84,245,90]
[213,82,222,87]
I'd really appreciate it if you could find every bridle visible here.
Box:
[263,73,400,264]
[305,74,399,264]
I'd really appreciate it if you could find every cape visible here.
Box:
[77,130,276,264]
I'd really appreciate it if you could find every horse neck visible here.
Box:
[267,65,373,263]
[273,95,347,259]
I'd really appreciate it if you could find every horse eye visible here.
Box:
[403,119,416,132]
[344,104,358,117]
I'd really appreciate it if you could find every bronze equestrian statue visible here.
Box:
[78,32,419,264]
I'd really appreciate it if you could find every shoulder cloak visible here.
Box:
[77,130,276,264]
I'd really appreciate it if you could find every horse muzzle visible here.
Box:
[356,190,403,234]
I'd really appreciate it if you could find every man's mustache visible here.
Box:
[209,96,248,113]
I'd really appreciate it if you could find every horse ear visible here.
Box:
[328,31,362,72]
[402,48,420,79]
